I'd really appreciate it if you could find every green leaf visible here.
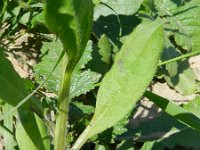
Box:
[0,49,42,113]
[140,141,165,150]
[161,40,198,95]
[86,34,111,75]
[72,19,164,149]
[94,7,141,46]
[183,96,200,118]
[155,0,177,16]
[156,0,200,51]
[2,104,15,150]
[44,0,93,69]
[100,0,144,15]
[71,40,101,98]
[34,39,63,93]
[144,91,200,132]
[164,59,198,95]
[69,102,95,130]
[16,111,51,150]
[117,106,200,149]
[160,128,200,149]
[116,140,134,150]
[0,0,7,24]
[0,49,26,107]
[174,1,200,51]
[34,40,101,98]
[70,70,101,98]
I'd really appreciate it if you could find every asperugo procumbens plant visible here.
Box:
[1,0,200,150]
[45,0,164,149]
[44,0,93,150]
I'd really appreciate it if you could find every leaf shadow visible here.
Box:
[93,14,141,48]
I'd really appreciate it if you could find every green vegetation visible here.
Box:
[1,0,200,150]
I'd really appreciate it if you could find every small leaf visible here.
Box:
[34,40,101,98]
[164,59,198,95]
[73,19,164,149]
[16,111,51,150]
[161,40,199,95]
[70,70,101,99]
[86,34,111,75]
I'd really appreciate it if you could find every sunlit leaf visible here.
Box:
[73,19,164,149]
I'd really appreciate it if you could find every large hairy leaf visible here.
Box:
[73,19,164,148]
[44,0,93,69]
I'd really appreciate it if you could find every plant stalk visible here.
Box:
[71,125,92,150]
[54,54,72,150]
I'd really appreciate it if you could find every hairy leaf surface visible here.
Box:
[75,19,164,143]
[34,40,101,98]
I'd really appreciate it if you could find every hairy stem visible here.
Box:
[54,54,72,150]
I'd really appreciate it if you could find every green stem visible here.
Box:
[54,54,72,150]
[159,49,200,66]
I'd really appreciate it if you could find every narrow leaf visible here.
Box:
[0,49,42,114]
[72,19,164,149]
[16,111,51,150]
[2,104,15,150]
[144,91,200,132]
[0,50,27,107]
